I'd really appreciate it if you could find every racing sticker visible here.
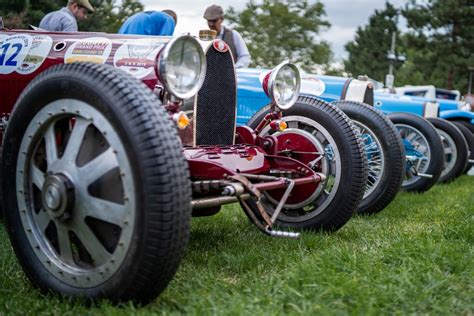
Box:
[64,37,112,64]
[113,39,166,79]
[0,34,33,75]
[300,73,326,96]
[17,35,53,75]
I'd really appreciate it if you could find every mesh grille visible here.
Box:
[195,47,236,145]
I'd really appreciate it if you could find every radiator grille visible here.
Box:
[195,46,236,145]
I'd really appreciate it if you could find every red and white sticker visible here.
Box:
[213,40,229,53]
[17,35,53,75]
[0,34,33,75]
[113,39,166,79]
[64,37,112,64]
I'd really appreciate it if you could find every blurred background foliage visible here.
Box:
[0,0,472,93]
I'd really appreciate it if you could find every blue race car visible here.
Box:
[374,90,473,182]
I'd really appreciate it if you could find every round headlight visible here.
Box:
[264,61,301,110]
[157,35,206,99]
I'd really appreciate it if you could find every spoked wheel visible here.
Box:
[247,96,367,232]
[332,101,405,215]
[388,113,443,192]
[452,121,474,173]
[1,63,191,303]
[427,118,469,183]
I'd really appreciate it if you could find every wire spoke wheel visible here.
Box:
[396,124,431,186]
[437,129,458,179]
[352,121,385,199]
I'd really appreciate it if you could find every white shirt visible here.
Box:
[217,27,251,68]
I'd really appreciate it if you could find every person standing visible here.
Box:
[119,10,177,36]
[203,4,251,68]
[39,0,94,32]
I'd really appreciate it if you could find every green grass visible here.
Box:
[1,176,473,315]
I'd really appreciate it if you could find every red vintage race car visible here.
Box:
[0,28,366,303]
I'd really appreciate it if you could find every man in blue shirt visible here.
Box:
[119,10,177,36]
[39,0,94,32]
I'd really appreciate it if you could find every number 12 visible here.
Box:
[0,42,23,67]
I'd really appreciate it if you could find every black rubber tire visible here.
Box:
[452,121,474,173]
[388,113,444,192]
[427,118,469,183]
[332,101,405,215]
[247,96,367,232]
[1,63,191,303]
[451,119,474,134]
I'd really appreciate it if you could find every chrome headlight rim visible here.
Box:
[267,61,301,110]
[157,35,207,100]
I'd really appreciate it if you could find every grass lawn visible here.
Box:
[0,176,472,315]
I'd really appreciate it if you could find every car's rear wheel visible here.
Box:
[1,63,191,303]
[451,121,474,174]
[247,96,367,232]
[427,118,469,182]
[332,101,405,215]
[388,113,444,192]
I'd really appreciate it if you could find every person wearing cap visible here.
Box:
[204,4,251,68]
[119,10,177,36]
[39,0,94,32]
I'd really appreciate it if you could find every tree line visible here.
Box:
[1,0,472,93]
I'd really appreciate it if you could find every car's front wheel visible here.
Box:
[388,113,444,192]
[247,96,367,231]
[427,118,469,182]
[1,63,191,303]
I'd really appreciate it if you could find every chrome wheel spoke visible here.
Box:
[31,164,45,189]
[44,124,58,165]
[57,225,74,264]
[72,220,110,265]
[62,118,90,162]
[33,210,51,234]
[80,195,126,227]
[79,147,118,186]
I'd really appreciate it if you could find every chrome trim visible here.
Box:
[157,35,207,100]
[268,61,301,110]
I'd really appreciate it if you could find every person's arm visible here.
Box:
[232,30,251,68]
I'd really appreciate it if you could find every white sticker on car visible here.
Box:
[0,34,33,75]
[113,39,165,79]
[64,37,112,64]
[17,35,53,75]
[300,74,326,96]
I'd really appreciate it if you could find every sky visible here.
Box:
[142,0,406,62]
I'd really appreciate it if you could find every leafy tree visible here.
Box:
[344,2,401,82]
[400,0,474,91]
[226,0,332,71]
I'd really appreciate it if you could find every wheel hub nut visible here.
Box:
[42,174,75,221]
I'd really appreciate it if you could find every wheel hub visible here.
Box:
[42,174,75,221]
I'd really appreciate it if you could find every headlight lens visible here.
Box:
[263,61,301,110]
[157,35,206,99]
